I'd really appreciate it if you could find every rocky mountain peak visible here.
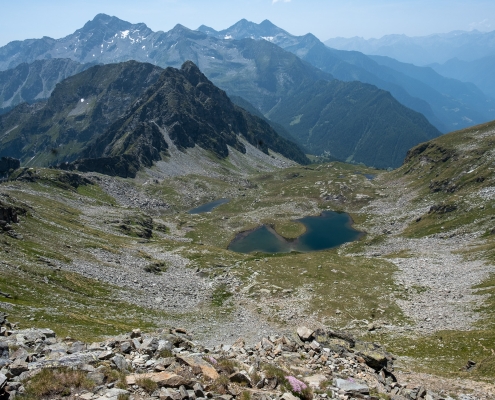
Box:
[180,60,208,86]
[79,13,133,33]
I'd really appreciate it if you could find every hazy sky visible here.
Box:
[1,0,495,47]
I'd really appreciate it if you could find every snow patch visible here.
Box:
[224,35,233,40]
[261,36,275,41]
[121,30,130,39]
[81,98,85,103]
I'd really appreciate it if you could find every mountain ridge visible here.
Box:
[0,60,309,177]
[204,19,495,133]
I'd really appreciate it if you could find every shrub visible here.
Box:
[210,374,230,394]
[158,348,173,358]
[217,358,239,374]
[136,377,158,393]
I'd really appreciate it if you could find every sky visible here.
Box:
[1,0,495,47]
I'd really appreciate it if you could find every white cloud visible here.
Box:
[272,0,291,4]
[468,19,492,31]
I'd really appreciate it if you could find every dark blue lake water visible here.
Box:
[188,198,230,214]
[228,211,363,254]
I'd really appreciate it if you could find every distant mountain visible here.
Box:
[0,14,443,168]
[0,61,309,177]
[324,30,495,66]
[267,79,440,169]
[0,59,95,111]
[200,20,495,133]
[430,55,495,100]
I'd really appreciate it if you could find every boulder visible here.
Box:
[297,326,314,341]
[229,371,252,387]
[334,378,369,394]
[9,359,28,376]
[281,393,299,400]
[126,371,193,388]
[354,341,391,371]
[160,387,182,400]
[112,354,129,371]
[177,355,219,380]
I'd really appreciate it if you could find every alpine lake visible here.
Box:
[189,200,364,254]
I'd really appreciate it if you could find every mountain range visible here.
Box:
[200,19,495,133]
[324,29,495,65]
[0,14,445,169]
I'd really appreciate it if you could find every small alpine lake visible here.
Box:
[188,198,230,214]
[228,211,364,254]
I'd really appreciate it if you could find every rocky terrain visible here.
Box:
[3,313,489,400]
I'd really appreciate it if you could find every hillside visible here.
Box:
[0,58,96,112]
[267,79,440,168]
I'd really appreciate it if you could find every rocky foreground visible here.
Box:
[0,313,479,400]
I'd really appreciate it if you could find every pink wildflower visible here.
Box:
[209,356,217,364]
[285,376,307,393]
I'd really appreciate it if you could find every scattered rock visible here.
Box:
[296,326,314,341]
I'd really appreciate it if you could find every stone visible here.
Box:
[261,337,273,350]
[310,340,320,351]
[281,393,299,400]
[9,359,28,376]
[354,342,390,371]
[304,374,328,389]
[179,385,189,399]
[98,350,114,360]
[68,341,86,354]
[229,371,251,387]
[96,388,129,400]
[112,354,128,371]
[39,329,56,338]
[131,329,141,338]
[273,344,283,356]
[141,337,159,354]
[177,355,219,381]
[0,373,7,389]
[193,383,204,398]
[126,371,192,388]
[88,371,106,385]
[120,341,132,354]
[334,378,369,394]
[297,326,314,341]
[161,388,182,400]
[0,342,9,359]
[79,393,94,400]
[132,338,142,350]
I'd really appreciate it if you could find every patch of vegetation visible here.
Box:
[144,261,167,274]
[212,284,233,307]
[20,368,95,399]
[136,377,158,393]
